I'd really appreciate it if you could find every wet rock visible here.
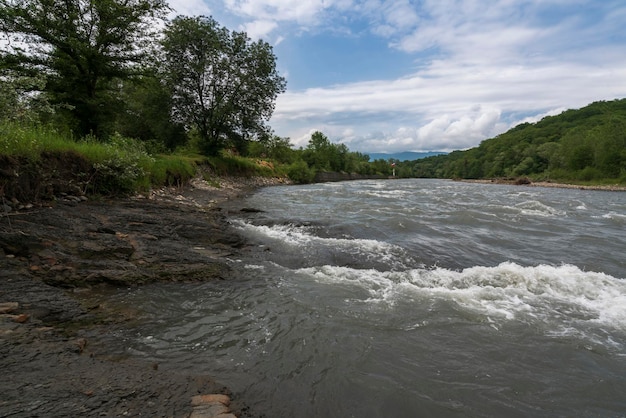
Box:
[13,313,30,323]
[190,403,230,417]
[0,302,19,314]
[0,179,279,417]
[189,393,237,418]
[191,394,232,407]
[240,207,264,213]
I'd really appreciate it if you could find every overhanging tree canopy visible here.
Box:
[161,16,287,156]
[0,0,169,136]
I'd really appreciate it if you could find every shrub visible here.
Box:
[150,155,197,187]
[83,133,154,194]
[287,159,315,184]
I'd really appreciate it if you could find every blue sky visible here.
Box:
[168,0,626,153]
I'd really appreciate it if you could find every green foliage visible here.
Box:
[161,15,286,156]
[0,0,169,137]
[0,74,54,124]
[286,159,315,184]
[301,131,365,173]
[0,122,159,194]
[150,155,197,187]
[246,134,296,164]
[408,99,626,184]
[113,75,188,150]
[206,150,274,177]
[0,122,66,158]
[80,133,155,194]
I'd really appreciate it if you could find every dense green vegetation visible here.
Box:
[399,99,626,184]
[0,0,392,198]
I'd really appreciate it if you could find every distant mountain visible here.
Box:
[367,151,448,161]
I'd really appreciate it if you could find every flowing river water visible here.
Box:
[104,179,626,417]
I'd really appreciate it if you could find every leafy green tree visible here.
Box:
[114,74,187,151]
[0,0,168,137]
[287,159,315,184]
[0,73,52,123]
[161,16,286,156]
[247,134,296,163]
[302,131,329,170]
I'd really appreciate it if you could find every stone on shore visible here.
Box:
[189,393,235,418]
[191,393,231,407]
[0,302,19,313]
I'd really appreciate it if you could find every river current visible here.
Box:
[108,179,626,417]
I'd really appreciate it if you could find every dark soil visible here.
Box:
[0,182,267,417]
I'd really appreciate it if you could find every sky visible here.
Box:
[167,0,626,153]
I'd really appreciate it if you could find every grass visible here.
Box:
[0,121,286,198]
[0,122,70,158]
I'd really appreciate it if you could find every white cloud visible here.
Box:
[224,0,333,25]
[271,54,626,151]
[416,108,504,150]
[167,0,212,16]
[242,19,278,39]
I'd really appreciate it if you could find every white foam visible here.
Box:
[601,212,626,221]
[358,189,412,199]
[233,220,408,266]
[294,262,626,330]
[515,200,566,217]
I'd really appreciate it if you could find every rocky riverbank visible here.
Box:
[0,175,286,417]
[460,178,626,191]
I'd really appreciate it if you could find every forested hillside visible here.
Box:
[403,99,626,184]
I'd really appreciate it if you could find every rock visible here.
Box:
[69,338,87,353]
[0,313,29,323]
[13,313,29,323]
[190,394,233,418]
[0,232,45,257]
[189,402,230,418]
[191,394,231,407]
[0,181,273,416]
[0,302,19,314]
[240,207,264,213]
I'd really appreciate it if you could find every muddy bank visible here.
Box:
[0,176,283,417]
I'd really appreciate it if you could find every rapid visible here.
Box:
[107,179,626,417]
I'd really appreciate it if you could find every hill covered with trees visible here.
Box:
[400,99,626,185]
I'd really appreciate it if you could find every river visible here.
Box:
[106,179,626,417]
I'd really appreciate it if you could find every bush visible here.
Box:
[287,159,315,184]
[80,133,153,194]
[207,150,275,177]
[576,166,602,182]
[150,155,197,187]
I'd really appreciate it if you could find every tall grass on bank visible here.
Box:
[208,150,276,177]
[0,122,198,195]
[1,122,288,198]
[0,121,70,158]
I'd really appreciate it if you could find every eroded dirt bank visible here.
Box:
[0,177,282,417]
